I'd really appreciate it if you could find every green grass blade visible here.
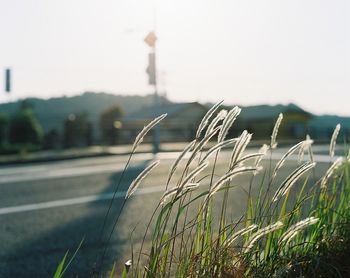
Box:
[53,251,68,278]
[109,262,116,278]
[60,238,84,277]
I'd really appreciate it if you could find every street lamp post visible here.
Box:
[144,31,160,153]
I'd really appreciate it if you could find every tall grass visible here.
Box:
[123,105,350,277]
[56,103,350,277]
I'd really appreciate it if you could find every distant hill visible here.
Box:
[0,92,171,134]
[1,93,349,141]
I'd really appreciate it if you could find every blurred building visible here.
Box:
[120,102,208,143]
[234,103,312,139]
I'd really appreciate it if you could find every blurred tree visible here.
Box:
[99,105,124,145]
[9,108,43,145]
[86,122,93,146]
[43,128,61,149]
[63,112,93,148]
[0,113,9,144]
[20,99,33,111]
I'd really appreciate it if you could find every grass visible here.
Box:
[55,103,350,277]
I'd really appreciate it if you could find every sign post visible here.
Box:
[144,31,160,153]
[5,68,11,93]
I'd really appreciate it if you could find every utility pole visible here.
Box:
[144,31,160,153]
[4,68,11,93]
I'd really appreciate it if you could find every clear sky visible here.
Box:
[0,0,349,115]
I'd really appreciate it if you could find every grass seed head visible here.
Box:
[272,140,309,180]
[126,160,160,199]
[319,157,343,188]
[208,166,259,198]
[279,217,319,245]
[229,130,252,168]
[125,259,132,267]
[201,138,237,163]
[272,162,316,202]
[330,124,341,158]
[196,100,223,140]
[298,138,314,163]
[160,183,199,205]
[188,126,221,165]
[205,109,228,137]
[178,161,209,192]
[218,106,241,142]
[132,114,167,152]
[167,139,196,184]
[271,113,283,149]
[244,221,284,253]
[224,224,258,248]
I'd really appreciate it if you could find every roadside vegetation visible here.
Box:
[0,99,124,154]
[56,102,350,277]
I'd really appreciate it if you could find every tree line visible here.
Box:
[0,101,124,154]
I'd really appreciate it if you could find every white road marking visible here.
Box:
[0,185,165,216]
[0,152,336,184]
[0,152,180,184]
[0,149,339,215]
[0,163,128,184]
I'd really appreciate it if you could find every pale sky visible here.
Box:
[0,0,349,115]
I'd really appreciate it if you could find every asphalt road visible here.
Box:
[0,147,338,277]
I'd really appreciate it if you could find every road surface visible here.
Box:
[0,147,337,277]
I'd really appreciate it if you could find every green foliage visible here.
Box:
[53,238,84,278]
[109,262,116,278]
[43,128,61,149]
[0,143,41,155]
[0,112,9,144]
[53,251,68,278]
[0,93,170,136]
[121,262,131,278]
[122,107,350,277]
[99,105,124,145]
[9,108,43,145]
[53,104,350,277]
